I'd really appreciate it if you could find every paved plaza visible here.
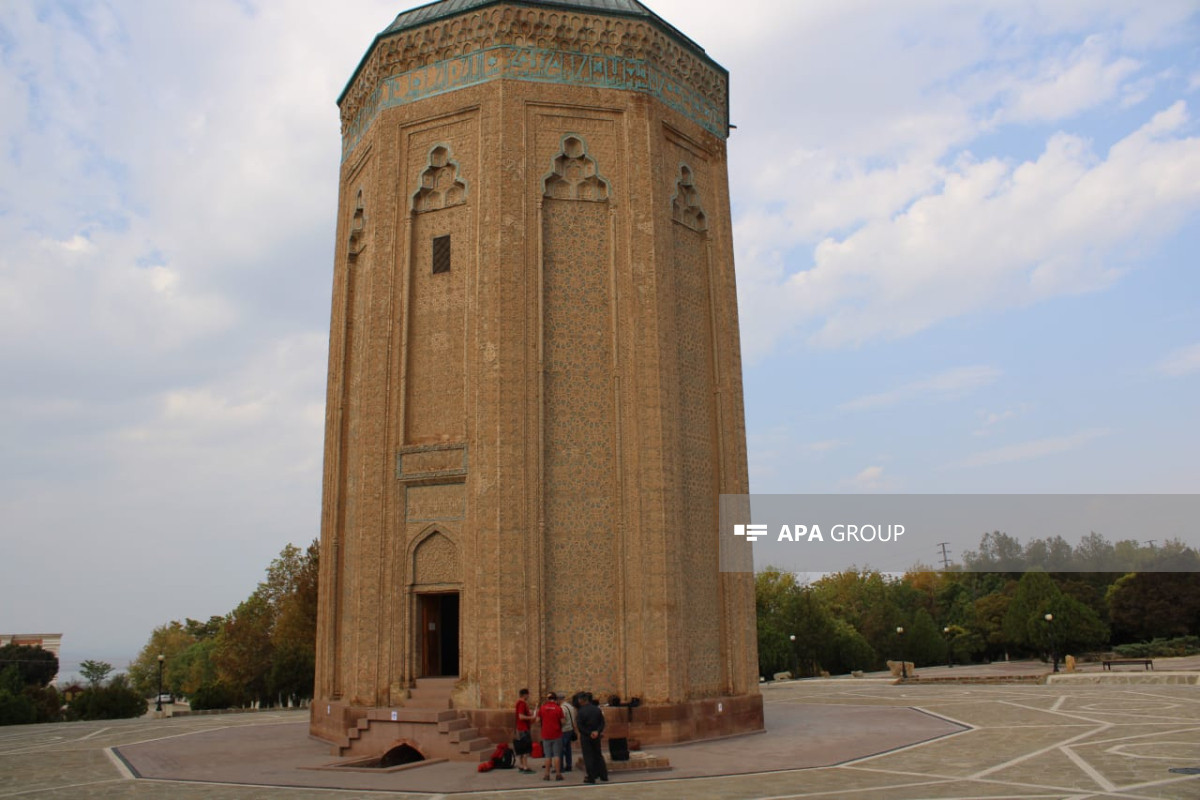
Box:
[2,665,1198,799]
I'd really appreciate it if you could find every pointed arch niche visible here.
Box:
[671,163,707,231]
[538,132,619,692]
[412,145,467,212]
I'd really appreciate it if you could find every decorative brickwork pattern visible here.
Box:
[407,484,467,522]
[673,204,722,696]
[412,530,461,585]
[340,5,727,150]
[542,187,619,695]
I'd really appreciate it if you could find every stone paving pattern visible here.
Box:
[4,662,1199,799]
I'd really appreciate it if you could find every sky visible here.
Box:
[1,0,1198,676]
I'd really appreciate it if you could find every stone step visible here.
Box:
[448,726,479,743]
[365,707,457,724]
[459,736,493,753]
[405,691,453,709]
[438,717,471,733]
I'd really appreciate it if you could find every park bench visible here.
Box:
[1102,658,1153,671]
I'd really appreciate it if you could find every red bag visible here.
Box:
[477,761,494,772]
[532,741,544,759]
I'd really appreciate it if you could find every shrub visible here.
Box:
[67,675,147,721]
[188,683,242,711]
[1113,636,1200,659]
[0,691,37,725]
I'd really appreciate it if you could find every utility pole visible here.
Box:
[937,542,952,570]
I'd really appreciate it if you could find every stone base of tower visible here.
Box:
[311,692,764,758]
[465,693,764,748]
[310,701,367,746]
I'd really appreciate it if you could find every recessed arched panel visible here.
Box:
[411,529,461,586]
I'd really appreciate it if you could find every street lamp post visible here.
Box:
[156,654,165,712]
[943,626,953,669]
[789,634,799,679]
[1044,614,1059,673]
[896,627,907,679]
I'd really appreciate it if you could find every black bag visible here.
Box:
[570,730,578,741]
[498,747,515,769]
[609,736,630,761]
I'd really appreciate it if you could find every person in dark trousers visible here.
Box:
[559,693,578,773]
[576,692,609,783]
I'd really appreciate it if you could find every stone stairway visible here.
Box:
[334,677,495,762]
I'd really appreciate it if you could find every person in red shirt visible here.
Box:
[514,688,536,773]
[536,692,566,781]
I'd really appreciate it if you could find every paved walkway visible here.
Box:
[1,666,1198,799]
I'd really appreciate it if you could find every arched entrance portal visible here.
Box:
[410,528,461,678]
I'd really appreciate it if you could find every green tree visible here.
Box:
[1107,572,1200,642]
[1003,571,1060,651]
[824,618,875,674]
[0,665,37,726]
[962,531,1025,574]
[812,569,898,660]
[129,622,197,696]
[172,638,220,698]
[1048,594,1109,655]
[943,624,984,664]
[0,644,58,688]
[214,593,275,705]
[973,590,1012,660]
[756,568,801,676]
[79,660,113,687]
[268,540,319,703]
[904,608,943,667]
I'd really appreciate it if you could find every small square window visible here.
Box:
[432,235,451,274]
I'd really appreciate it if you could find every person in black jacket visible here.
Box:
[576,693,609,783]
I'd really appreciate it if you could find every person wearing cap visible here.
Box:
[536,691,565,781]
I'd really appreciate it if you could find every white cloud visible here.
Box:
[1157,343,1200,377]
[993,36,1142,125]
[841,366,1002,411]
[972,404,1031,437]
[738,102,1200,353]
[959,428,1110,467]
[843,465,897,492]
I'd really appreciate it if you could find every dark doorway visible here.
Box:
[418,592,459,677]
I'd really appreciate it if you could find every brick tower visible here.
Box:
[312,0,761,754]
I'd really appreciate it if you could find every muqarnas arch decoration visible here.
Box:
[412,145,467,213]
